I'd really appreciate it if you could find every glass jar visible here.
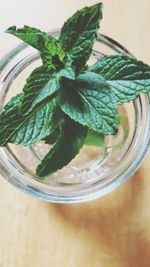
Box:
[0,31,150,203]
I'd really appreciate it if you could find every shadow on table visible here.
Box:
[44,167,150,267]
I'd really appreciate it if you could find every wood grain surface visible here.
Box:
[0,1,150,266]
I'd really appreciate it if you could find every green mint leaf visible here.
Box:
[58,68,75,80]
[58,60,75,80]
[0,94,61,146]
[89,55,150,104]
[0,93,23,146]
[21,64,75,114]
[44,116,104,150]
[6,25,65,70]
[10,99,61,145]
[21,65,52,113]
[59,3,102,71]
[59,71,119,135]
[44,128,60,145]
[26,75,60,114]
[56,54,76,80]
[36,117,87,177]
[84,129,104,147]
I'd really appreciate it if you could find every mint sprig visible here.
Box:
[0,2,150,177]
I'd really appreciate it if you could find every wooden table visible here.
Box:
[0,1,150,266]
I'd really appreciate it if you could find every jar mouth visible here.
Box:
[0,32,150,203]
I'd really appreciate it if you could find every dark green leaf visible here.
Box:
[21,65,52,113]
[58,59,75,80]
[0,94,61,146]
[84,129,104,147]
[0,93,23,146]
[59,71,119,135]
[6,25,65,70]
[36,117,87,177]
[21,64,75,114]
[55,54,76,80]
[44,128,60,145]
[11,99,61,145]
[89,55,150,104]
[26,76,60,114]
[59,3,102,70]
